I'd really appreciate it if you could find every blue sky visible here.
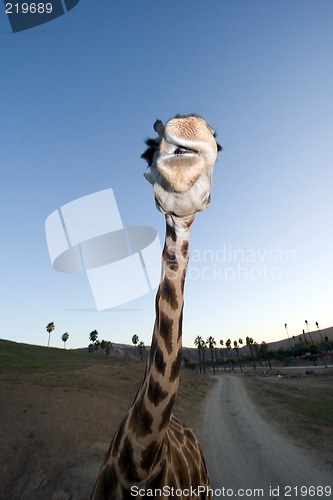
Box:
[1,0,332,350]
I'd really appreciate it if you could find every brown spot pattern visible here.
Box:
[154,344,166,376]
[160,277,178,311]
[140,440,163,471]
[170,349,182,382]
[181,240,189,259]
[166,221,177,242]
[147,376,168,406]
[129,398,153,438]
[159,310,173,354]
[177,304,184,342]
[119,437,140,482]
[159,395,176,431]
[164,248,178,272]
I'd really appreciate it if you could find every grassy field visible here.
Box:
[0,339,213,405]
[0,339,213,499]
[0,339,107,374]
[244,369,333,469]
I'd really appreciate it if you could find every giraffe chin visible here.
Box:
[156,157,206,193]
[153,170,213,217]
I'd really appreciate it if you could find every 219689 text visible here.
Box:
[6,3,53,14]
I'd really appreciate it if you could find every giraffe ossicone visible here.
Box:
[91,114,221,500]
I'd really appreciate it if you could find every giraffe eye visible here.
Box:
[173,146,197,156]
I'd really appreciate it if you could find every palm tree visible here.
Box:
[315,322,324,345]
[202,339,207,374]
[302,329,309,345]
[137,341,145,361]
[246,336,256,370]
[233,340,243,372]
[132,334,139,358]
[260,341,272,370]
[89,329,98,343]
[194,335,204,374]
[206,336,216,374]
[62,332,69,349]
[239,338,244,369]
[284,323,293,350]
[100,340,113,356]
[253,342,263,367]
[225,339,233,372]
[305,320,315,344]
[220,339,226,371]
[46,322,55,347]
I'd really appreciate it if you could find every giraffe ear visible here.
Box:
[154,120,164,136]
[141,145,155,166]
[214,132,222,152]
[144,171,156,185]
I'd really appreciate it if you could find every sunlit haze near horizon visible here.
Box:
[1,0,332,350]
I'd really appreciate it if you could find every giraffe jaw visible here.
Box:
[157,142,204,193]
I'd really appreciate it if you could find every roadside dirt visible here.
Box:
[1,363,332,500]
[198,374,332,500]
[0,363,212,500]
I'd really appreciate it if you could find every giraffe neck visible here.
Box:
[124,212,195,477]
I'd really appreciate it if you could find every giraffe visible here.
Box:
[91,114,221,500]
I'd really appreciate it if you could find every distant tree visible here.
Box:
[106,341,113,356]
[233,340,243,372]
[46,322,55,348]
[253,342,263,367]
[100,340,113,356]
[276,347,289,364]
[132,334,139,357]
[302,329,309,345]
[183,355,196,370]
[284,323,293,350]
[202,340,206,374]
[194,335,204,374]
[62,332,69,349]
[246,336,256,370]
[315,322,325,348]
[226,339,233,372]
[137,341,145,361]
[207,336,216,374]
[220,339,226,371]
[260,341,272,370]
[89,330,98,343]
[305,320,315,345]
[88,330,100,353]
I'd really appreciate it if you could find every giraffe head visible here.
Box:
[142,114,221,216]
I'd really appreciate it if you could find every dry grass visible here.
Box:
[0,340,213,499]
[243,369,333,470]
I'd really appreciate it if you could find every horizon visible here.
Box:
[2,324,333,353]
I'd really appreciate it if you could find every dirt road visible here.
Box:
[198,375,332,500]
